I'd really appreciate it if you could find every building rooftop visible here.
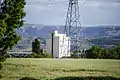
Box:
[54,30,67,37]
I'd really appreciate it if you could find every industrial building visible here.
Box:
[46,31,70,58]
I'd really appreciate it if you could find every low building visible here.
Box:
[46,31,70,58]
[8,51,32,58]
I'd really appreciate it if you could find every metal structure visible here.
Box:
[64,0,83,53]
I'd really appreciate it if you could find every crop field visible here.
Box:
[0,58,120,80]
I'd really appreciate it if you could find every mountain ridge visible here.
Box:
[17,23,120,38]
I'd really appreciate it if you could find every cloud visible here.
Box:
[80,0,120,8]
[24,0,120,26]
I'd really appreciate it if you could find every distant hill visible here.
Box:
[13,24,120,51]
[17,24,61,37]
[90,36,120,47]
[17,24,120,39]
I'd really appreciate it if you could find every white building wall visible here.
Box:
[59,36,70,58]
[46,31,70,58]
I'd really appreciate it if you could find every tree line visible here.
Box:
[70,45,120,59]
[85,45,120,59]
[26,38,52,58]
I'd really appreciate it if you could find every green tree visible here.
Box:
[32,39,41,54]
[102,49,110,59]
[0,0,26,69]
[114,45,120,59]
[86,45,120,59]
[31,38,52,58]
[111,45,120,59]
[86,45,104,59]
[90,45,102,58]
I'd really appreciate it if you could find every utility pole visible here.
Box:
[64,0,82,53]
[51,32,54,58]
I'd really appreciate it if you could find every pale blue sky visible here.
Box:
[24,0,120,26]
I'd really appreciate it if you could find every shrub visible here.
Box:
[26,52,52,58]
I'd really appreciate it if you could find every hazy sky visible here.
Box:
[24,0,120,26]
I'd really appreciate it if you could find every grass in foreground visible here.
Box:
[0,58,120,80]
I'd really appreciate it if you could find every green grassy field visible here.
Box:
[0,58,120,80]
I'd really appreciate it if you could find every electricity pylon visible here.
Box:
[64,0,83,53]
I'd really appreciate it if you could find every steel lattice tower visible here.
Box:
[64,0,82,53]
